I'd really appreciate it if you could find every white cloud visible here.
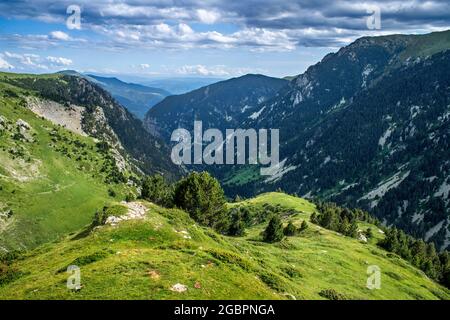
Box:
[139,63,150,69]
[196,9,221,24]
[50,31,71,41]
[176,64,260,77]
[0,56,14,70]
[46,56,73,66]
[178,23,194,35]
[4,51,47,69]
[2,51,73,70]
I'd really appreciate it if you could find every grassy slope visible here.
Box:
[0,193,448,300]
[0,78,132,251]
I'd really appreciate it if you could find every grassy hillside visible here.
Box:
[0,76,135,251]
[0,193,448,300]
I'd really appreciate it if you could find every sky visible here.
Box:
[0,0,450,80]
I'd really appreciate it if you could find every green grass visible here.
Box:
[223,166,262,186]
[0,80,135,251]
[0,194,448,300]
[0,71,449,300]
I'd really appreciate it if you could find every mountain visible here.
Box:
[1,71,449,300]
[57,71,170,120]
[229,30,450,251]
[86,74,171,120]
[1,192,448,299]
[140,77,225,95]
[0,73,141,250]
[144,74,288,139]
[144,30,450,252]
[2,72,180,176]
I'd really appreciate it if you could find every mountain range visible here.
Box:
[145,30,450,252]
[1,30,450,300]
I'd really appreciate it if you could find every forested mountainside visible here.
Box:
[144,30,450,251]
[1,72,180,179]
[144,74,287,139]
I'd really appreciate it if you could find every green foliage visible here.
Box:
[173,172,228,232]
[299,220,309,232]
[207,249,253,271]
[258,271,286,292]
[57,249,113,274]
[91,205,127,227]
[0,263,24,287]
[319,289,348,300]
[141,174,172,207]
[313,202,377,238]
[283,221,297,236]
[366,227,374,239]
[263,216,284,243]
[228,208,246,236]
[380,227,450,288]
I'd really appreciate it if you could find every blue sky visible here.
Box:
[1,0,450,79]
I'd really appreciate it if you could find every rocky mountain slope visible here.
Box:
[1,72,180,179]
[0,74,141,251]
[58,71,171,120]
[240,31,450,251]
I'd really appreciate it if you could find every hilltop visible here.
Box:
[0,192,448,299]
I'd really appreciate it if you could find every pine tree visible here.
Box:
[228,210,245,236]
[173,171,227,232]
[141,174,171,206]
[263,216,284,243]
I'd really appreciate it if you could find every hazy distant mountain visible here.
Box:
[144,74,288,138]
[86,74,171,120]
[57,71,170,119]
[140,77,225,94]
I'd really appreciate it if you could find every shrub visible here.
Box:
[125,193,136,202]
[319,289,348,300]
[259,272,286,292]
[141,174,172,207]
[108,188,116,197]
[283,221,297,236]
[299,220,308,232]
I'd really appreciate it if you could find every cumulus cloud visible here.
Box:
[3,51,73,70]
[176,64,263,77]
[0,0,449,50]
[0,56,14,70]
[50,30,71,41]
[196,9,221,24]
[46,56,73,66]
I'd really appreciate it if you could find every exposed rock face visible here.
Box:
[27,97,86,136]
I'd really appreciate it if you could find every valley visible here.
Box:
[0,30,449,301]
